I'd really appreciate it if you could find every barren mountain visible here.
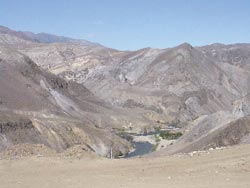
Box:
[1,26,250,156]
[0,46,136,157]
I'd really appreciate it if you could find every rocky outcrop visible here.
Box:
[0,114,43,151]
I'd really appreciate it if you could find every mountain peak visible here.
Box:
[177,42,193,49]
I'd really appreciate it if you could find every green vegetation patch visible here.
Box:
[159,131,183,140]
[152,143,159,151]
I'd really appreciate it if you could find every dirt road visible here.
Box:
[1,145,250,188]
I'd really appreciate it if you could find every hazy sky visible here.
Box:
[0,0,249,50]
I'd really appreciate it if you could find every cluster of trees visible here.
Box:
[159,131,183,140]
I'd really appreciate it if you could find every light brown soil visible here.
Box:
[0,144,250,188]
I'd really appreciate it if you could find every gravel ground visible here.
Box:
[1,144,250,188]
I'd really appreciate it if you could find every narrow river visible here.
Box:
[125,141,154,158]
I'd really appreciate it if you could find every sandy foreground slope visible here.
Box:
[0,144,250,188]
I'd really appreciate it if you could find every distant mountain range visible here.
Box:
[0,25,100,46]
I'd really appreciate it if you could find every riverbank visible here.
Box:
[125,132,178,158]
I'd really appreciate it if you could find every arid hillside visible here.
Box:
[1,26,250,156]
[0,46,136,157]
